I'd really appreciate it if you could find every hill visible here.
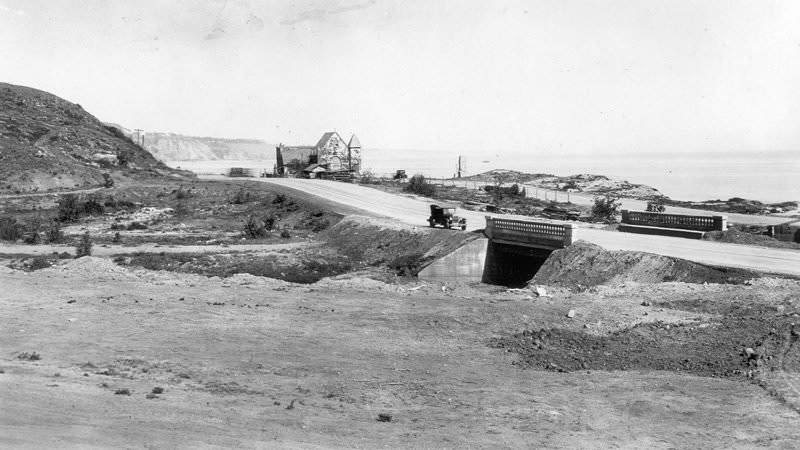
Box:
[105,125,274,162]
[0,82,180,193]
[461,169,665,200]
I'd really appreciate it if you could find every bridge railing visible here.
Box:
[485,216,577,248]
[621,210,727,232]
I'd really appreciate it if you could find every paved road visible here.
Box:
[222,176,800,277]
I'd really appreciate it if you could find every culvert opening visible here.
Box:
[481,242,553,288]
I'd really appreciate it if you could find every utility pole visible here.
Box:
[456,155,462,178]
[134,129,144,147]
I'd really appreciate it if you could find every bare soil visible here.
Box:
[2,259,800,448]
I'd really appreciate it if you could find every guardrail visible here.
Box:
[484,216,577,249]
[621,210,727,231]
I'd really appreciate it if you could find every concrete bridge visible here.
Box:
[619,210,727,239]
[481,217,577,285]
[420,217,578,286]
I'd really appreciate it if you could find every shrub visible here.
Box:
[387,253,426,277]
[403,174,436,197]
[57,194,82,222]
[112,232,122,243]
[102,173,114,188]
[28,257,52,271]
[116,150,131,167]
[243,216,269,239]
[83,198,105,216]
[0,217,22,241]
[484,183,524,200]
[45,221,64,243]
[273,193,287,205]
[264,214,277,231]
[127,221,148,231]
[75,231,92,258]
[359,168,376,184]
[17,351,41,361]
[280,229,291,239]
[175,186,193,199]
[173,201,191,218]
[229,188,252,204]
[23,217,42,244]
[592,195,622,222]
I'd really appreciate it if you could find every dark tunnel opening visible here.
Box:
[481,241,553,288]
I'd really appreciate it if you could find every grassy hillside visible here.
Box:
[0,82,181,193]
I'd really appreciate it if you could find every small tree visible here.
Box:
[359,168,376,184]
[403,174,436,197]
[83,197,105,216]
[75,231,92,258]
[57,194,82,222]
[592,196,622,222]
[243,216,269,239]
[117,149,132,167]
[0,217,23,242]
[45,221,64,243]
[102,173,114,188]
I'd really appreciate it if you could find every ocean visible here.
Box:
[168,149,798,203]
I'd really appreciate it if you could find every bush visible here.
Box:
[229,188,252,204]
[23,217,42,244]
[387,253,426,277]
[359,168,376,184]
[57,194,82,222]
[112,232,122,243]
[17,351,41,361]
[103,173,114,188]
[175,186,193,199]
[28,257,52,271]
[0,217,22,241]
[127,221,148,231]
[273,193,287,205]
[280,229,291,239]
[75,231,92,258]
[243,216,269,239]
[592,196,622,222]
[45,221,64,243]
[403,174,436,197]
[83,198,105,216]
[484,183,524,200]
[264,214,277,231]
[173,201,191,218]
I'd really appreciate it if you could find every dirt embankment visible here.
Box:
[321,215,479,275]
[531,240,762,290]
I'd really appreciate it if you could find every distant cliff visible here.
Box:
[105,125,274,161]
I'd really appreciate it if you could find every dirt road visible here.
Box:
[211,176,800,277]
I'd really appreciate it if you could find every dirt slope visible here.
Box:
[531,240,762,290]
[0,82,178,193]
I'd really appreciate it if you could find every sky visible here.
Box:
[1,0,800,157]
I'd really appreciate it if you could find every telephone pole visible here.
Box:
[134,129,145,147]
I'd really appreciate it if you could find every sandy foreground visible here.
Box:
[2,257,800,449]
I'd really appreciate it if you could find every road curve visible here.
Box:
[204,176,800,277]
